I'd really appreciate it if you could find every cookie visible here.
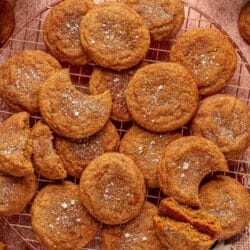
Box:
[153,216,215,250]
[159,197,222,236]
[80,152,146,225]
[0,50,61,113]
[126,62,199,132]
[102,201,165,250]
[0,242,6,250]
[0,171,37,216]
[199,175,250,240]
[239,2,250,44]
[119,125,181,188]
[121,0,184,41]
[0,112,33,177]
[169,28,237,95]
[0,0,15,47]
[80,3,150,70]
[158,136,228,207]
[43,0,94,65]
[191,94,250,159]
[31,121,67,180]
[39,69,112,139]
[55,121,120,178]
[31,182,98,250]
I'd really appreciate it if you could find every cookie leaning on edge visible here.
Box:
[239,2,250,44]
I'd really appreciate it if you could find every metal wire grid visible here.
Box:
[0,1,250,249]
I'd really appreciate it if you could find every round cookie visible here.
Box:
[158,136,228,207]
[80,3,150,70]
[126,62,199,132]
[39,69,112,139]
[55,121,120,178]
[239,2,250,44]
[199,175,250,240]
[102,201,165,250]
[0,0,15,47]
[0,50,61,113]
[119,125,181,188]
[121,0,184,41]
[80,152,146,225]
[31,182,98,250]
[0,172,37,216]
[43,0,94,65]
[31,121,67,180]
[169,28,237,95]
[191,94,250,159]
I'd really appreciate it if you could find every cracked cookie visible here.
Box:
[239,2,250,44]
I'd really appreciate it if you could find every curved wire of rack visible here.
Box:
[0,1,249,249]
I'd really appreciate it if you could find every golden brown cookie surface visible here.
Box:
[121,0,184,41]
[0,172,37,216]
[0,112,33,177]
[31,121,67,180]
[170,28,237,95]
[199,175,250,240]
[158,136,228,207]
[0,50,61,113]
[119,125,181,188]
[31,182,98,250]
[102,201,165,250]
[39,69,112,139]
[44,0,94,65]
[0,0,15,47]
[80,3,150,70]
[126,63,199,132]
[191,94,250,159]
[80,152,146,225]
[55,121,120,178]
[239,2,250,44]
[0,241,6,250]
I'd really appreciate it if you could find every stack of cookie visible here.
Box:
[0,0,249,249]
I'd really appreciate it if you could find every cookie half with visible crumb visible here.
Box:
[31,121,67,180]
[0,112,33,177]
[200,175,250,240]
[169,28,237,95]
[239,2,250,44]
[0,172,37,216]
[31,182,99,250]
[121,0,184,41]
[43,0,94,65]
[119,125,181,188]
[39,69,112,139]
[80,3,150,70]
[55,121,120,178]
[102,201,166,250]
[158,136,228,207]
[80,152,146,225]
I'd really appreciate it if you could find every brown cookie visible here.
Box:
[121,0,184,41]
[80,3,150,70]
[0,112,33,177]
[199,175,250,240]
[126,62,199,132]
[239,2,250,44]
[31,121,67,180]
[43,0,94,65]
[169,28,237,95]
[39,69,112,139]
[80,152,146,225]
[191,94,250,159]
[31,182,98,250]
[102,201,166,250]
[0,171,37,216]
[55,121,120,178]
[0,0,15,47]
[0,50,61,113]
[158,136,228,207]
[119,125,181,188]
[0,242,6,250]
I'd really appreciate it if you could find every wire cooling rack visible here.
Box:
[0,1,250,249]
